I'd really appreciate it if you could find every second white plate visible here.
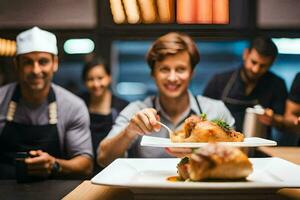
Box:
[140,135,277,148]
[91,157,300,189]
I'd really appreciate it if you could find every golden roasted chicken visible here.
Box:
[171,115,244,143]
[177,144,253,181]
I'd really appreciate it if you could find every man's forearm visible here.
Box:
[56,155,93,178]
[97,129,136,167]
[273,114,300,134]
[282,118,300,134]
[272,114,285,130]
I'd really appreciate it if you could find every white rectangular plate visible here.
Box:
[91,157,300,189]
[140,135,277,148]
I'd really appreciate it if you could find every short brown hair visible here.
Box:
[146,32,200,72]
[249,36,278,60]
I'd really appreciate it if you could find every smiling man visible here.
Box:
[97,32,235,166]
[203,36,288,133]
[0,27,93,180]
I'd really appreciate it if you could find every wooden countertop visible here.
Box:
[258,146,300,165]
[62,180,133,200]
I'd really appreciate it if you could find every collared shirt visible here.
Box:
[105,91,235,158]
[0,83,93,159]
[203,67,288,132]
[289,72,300,103]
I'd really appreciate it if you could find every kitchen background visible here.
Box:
[0,0,299,102]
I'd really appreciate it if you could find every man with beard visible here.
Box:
[203,36,288,135]
[0,27,93,180]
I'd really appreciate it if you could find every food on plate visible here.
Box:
[176,143,253,181]
[109,0,127,24]
[170,114,244,143]
[138,0,157,23]
[123,0,141,24]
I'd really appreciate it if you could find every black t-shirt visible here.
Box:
[80,92,129,116]
[289,72,300,103]
[203,67,288,132]
[80,92,128,173]
[80,92,128,142]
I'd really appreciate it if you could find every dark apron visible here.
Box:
[221,71,259,132]
[0,85,61,179]
[89,108,117,174]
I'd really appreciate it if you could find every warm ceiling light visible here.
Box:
[64,38,95,54]
[0,38,16,57]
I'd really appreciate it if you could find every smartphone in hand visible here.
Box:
[15,152,30,183]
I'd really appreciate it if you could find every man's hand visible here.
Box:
[258,108,274,126]
[165,147,192,158]
[294,116,300,125]
[125,108,161,138]
[25,150,56,177]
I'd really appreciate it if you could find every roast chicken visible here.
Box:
[170,115,244,142]
[177,144,253,181]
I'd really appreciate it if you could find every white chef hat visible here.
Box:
[16,26,58,55]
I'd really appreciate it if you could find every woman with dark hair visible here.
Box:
[81,57,128,173]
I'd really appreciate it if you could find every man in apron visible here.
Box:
[97,32,235,167]
[203,36,288,138]
[0,27,93,180]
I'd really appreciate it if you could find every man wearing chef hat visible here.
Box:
[0,27,93,180]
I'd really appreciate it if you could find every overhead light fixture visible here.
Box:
[0,38,16,56]
[272,38,300,55]
[64,38,95,54]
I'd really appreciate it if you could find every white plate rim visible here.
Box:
[91,157,300,189]
[140,135,277,148]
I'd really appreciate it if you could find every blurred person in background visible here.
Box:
[0,58,16,86]
[81,57,128,174]
[0,69,3,85]
[0,27,93,180]
[98,32,235,167]
[203,36,288,138]
[259,72,300,143]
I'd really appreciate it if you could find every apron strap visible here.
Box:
[6,84,57,124]
[221,70,238,101]
[151,96,156,109]
[193,95,202,114]
[221,70,259,105]
[6,101,17,122]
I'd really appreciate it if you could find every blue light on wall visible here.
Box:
[273,38,300,55]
